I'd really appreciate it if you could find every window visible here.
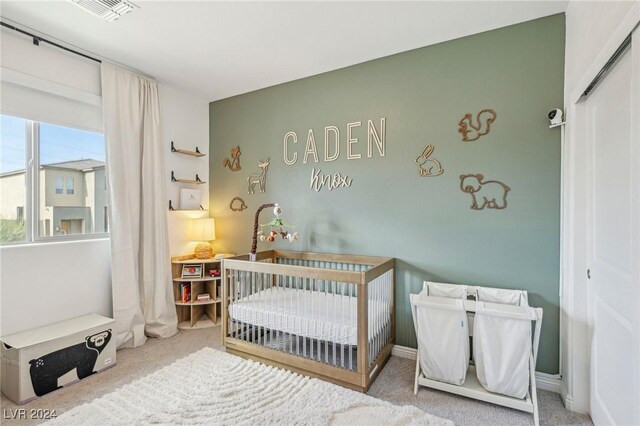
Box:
[55,176,64,194]
[66,177,74,195]
[0,115,26,243]
[0,114,107,244]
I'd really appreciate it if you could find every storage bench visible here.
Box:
[1,313,116,404]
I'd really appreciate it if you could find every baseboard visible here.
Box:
[560,380,574,410]
[392,344,562,394]
[391,344,419,361]
[536,371,562,394]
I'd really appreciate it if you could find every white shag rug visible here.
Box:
[46,347,452,426]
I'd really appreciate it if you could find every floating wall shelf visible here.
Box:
[168,200,206,211]
[171,171,206,185]
[171,141,206,157]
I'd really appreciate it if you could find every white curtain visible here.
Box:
[101,62,178,348]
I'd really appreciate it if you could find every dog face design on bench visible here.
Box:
[28,329,112,397]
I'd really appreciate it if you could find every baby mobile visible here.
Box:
[250,203,299,261]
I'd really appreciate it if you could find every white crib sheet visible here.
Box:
[229,287,389,346]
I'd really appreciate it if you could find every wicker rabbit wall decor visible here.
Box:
[416,144,444,177]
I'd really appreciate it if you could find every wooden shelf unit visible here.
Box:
[171,256,223,330]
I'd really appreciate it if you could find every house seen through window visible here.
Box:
[0,114,107,243]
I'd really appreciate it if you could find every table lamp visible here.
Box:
[189,218,216,259]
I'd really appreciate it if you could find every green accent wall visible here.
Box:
[210,14,565,374]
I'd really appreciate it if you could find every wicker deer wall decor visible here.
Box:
[247,158,270,194]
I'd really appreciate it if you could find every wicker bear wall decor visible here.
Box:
[459,174,510,210]
[415,144,444,177]
[223,146,242,171]
[458,109,497,142]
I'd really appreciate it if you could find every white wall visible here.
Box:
[0,29,112,336]
[0,239,112,335]
[0,28,210,336]
[159,84,210,258]
[561,0,639,413]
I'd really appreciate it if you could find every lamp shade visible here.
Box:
[189,218,216,242]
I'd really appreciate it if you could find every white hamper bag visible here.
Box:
[422,282,467,299]
[410,294,469,385]
[473,302,535,398]
[476,286,528,306]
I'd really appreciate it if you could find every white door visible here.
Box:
[586,29,640,426]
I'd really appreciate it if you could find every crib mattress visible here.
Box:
[229,287,390,346]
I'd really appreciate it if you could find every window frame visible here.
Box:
[66,176,75,195]
[1,117,109,246]
[55,176,64,194]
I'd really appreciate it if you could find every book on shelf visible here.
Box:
[196,293,211,302]
[180,282,191,303]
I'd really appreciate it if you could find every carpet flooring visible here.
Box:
[46,348,451,425]
[0,327,593,425]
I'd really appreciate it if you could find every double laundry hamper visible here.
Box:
[411,282,543,426]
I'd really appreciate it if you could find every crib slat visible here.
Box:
[304,275,307,355]
[252,271,256,344]
[332,279,336,366]
[349,282,353,371]
[296,276,300,356]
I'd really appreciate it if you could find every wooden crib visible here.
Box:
[222,250,395,392]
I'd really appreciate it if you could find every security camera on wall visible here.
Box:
[548,108,565,128]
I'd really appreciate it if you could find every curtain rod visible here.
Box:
[581,33,631,100]
[1,21,102,64]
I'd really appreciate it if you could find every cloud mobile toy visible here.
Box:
[250,203,298,261]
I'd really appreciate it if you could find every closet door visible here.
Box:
[586,29,640,426]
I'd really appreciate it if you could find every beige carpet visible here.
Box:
[0,327,592,425]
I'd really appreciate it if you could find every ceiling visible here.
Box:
[0,1,568,101]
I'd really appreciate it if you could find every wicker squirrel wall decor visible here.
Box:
[458,109,497,142]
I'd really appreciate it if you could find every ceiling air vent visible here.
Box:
[69,0,138,22]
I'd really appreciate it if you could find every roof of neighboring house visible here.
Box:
[0,159,105,178]
[42,159,105,171]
